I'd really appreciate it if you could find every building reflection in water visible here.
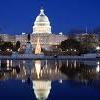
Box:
[22,60,52,100]
[25,60,52,100]
[33,80,51,100]
[0,59,100,99]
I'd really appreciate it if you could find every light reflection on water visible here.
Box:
[0,59,100,100]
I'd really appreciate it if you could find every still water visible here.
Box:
[0,59,100,100]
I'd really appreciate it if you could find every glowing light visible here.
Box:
[59,32,63,35]
[7,60,9,68]
[67,60,68,67]
[74,60,76,68]
[71,49,73,51]
[18,48,20,52]
[96,46,100,50]
[96,61,100,73]
[35,38,41,54]
[96,65,100,73]
[22,32,26,35]
[74,49,77,52]
[59,80,63,84]
[7,49,10,51]
[22,80,25,83]
[35,60,41,79]
[97,61,100,65]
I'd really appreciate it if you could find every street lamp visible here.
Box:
[96,46,100,51]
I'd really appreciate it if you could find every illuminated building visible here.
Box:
[31,8,67,50]
[0,8,67,51]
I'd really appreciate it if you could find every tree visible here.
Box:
[60,38,81,53]
[0,42,13,51]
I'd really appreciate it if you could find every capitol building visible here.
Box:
[0,8,67,50]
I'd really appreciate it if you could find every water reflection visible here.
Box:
[33,80,51,100]
[0,59,100,99]
[96,61,100,73]
[61,60,100,80]
[34,60,41,79]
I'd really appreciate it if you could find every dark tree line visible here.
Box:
[0,41,20,55]
[59,37,96,55]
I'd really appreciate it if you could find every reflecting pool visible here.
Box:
[0,59,100,100]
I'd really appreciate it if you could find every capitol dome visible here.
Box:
[32,9,52,34]
[33,81,51,100]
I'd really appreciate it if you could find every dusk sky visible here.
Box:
[0,0,100,34]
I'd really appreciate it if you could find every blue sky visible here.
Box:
[0,0,100,34]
